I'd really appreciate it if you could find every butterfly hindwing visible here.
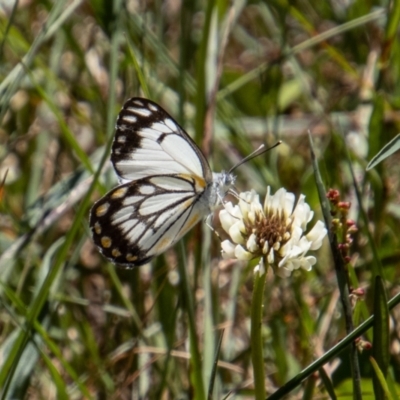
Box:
[111,97,213,183]
[90,174,209,267]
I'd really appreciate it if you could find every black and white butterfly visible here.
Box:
[90,98,235,267]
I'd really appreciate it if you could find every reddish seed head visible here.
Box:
[346,235,353,244]
[338,201,351,210]
[352,288,365,296]
[362,341,372,350]
[348,225,358,234]
[326,189,340,203]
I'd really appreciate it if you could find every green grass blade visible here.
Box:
[370,357,394,400]
[318,367,337,400]
[207,329,224,399]
[177,244,206,400]
[372,276,390,399]
[366,133,400,171]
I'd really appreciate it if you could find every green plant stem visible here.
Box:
[251,261,267,399]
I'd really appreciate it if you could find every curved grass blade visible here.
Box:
[126,39,150,98]
[372,276,389,399]
[318,367,337,400]
[366,133,400,171]
[370,357,394,400]
[207,330,224,399]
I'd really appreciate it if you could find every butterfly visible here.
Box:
[89,97,236,267]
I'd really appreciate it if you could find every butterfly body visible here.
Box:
[90,98,235,267]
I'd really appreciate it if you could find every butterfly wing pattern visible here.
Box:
[90,97,235,267]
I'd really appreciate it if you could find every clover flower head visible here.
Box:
[219,187,327,277]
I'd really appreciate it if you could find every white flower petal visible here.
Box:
[220,203,242,232]
[300,256,316,270]
[220,210,234,233]
[273,242,280,251]
[283,191,295,216]
[251,200,263,215]
[247,234,259,253]
[248,210,256,224]
[290,226,302,244]
[254,257,265,275]
[267,248,274,264]
[263,186,272,209]
[229,222,245,244]
[271,188,286,211]
[297,236,312,253]
[234,245,254,260]
[221,240,236,259]
[306,220,327,250]
[276,266,292,278]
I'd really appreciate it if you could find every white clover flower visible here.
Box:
[219,187,327,277]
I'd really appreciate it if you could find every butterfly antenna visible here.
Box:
[228,141,282,174]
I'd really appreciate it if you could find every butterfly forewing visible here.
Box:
[112,98,212,182]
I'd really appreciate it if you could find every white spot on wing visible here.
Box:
[112,206,135,225]
[140,192,190,216]
[121,115,137,123]
[129,107,152,117]
[132,99,144,107]
[148,103,158,111]
[137,138,163,151]
[150,176,194,191]
[165,118,178,131]
[139,185,156,195]
[139,203,192,251]
[123,196,144,206]
[151,122,172,133]
[116,160,191,180]
[153,207,176,228]
[137,128,162,140]
[125,221,146,242]
[117,135,126,143]
[120,218,139,234]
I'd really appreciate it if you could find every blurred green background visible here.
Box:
[1,0,400,398]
